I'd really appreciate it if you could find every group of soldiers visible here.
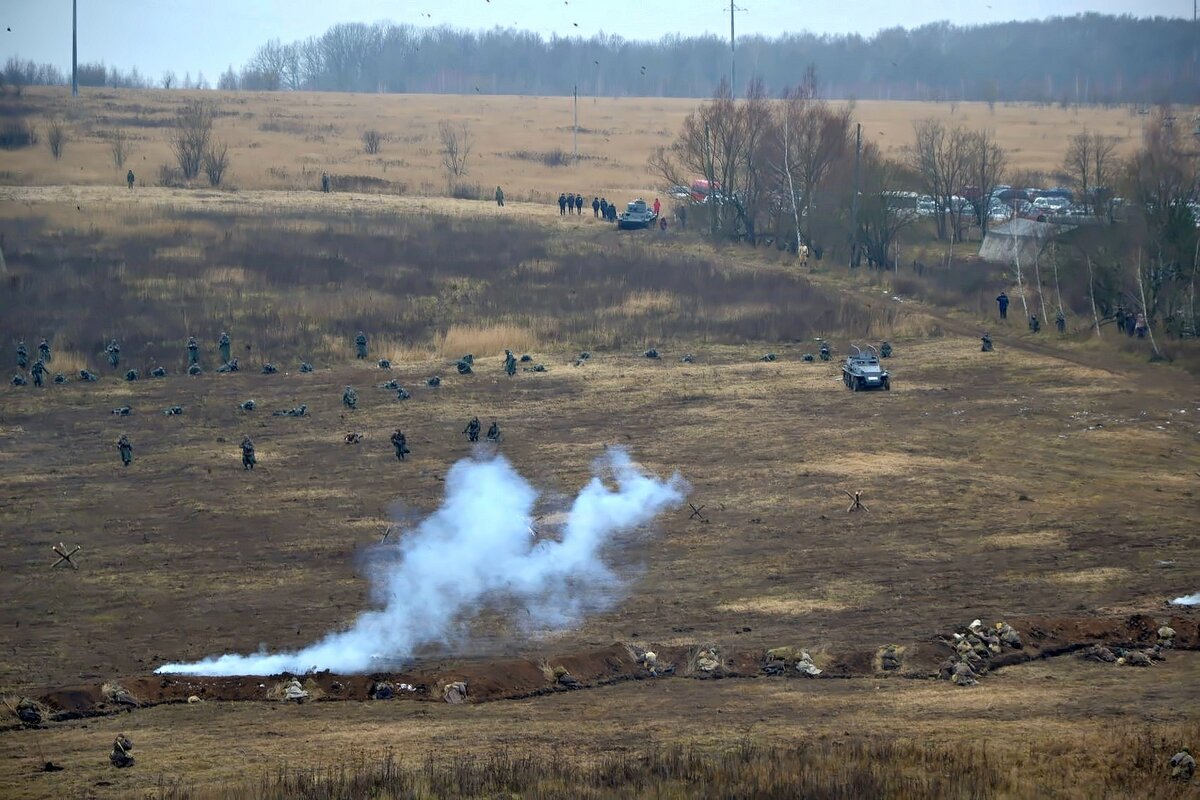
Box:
[555,193,621,222]
[461,416,502,443]
[995,293,1067,335]
[557,193,585,215]
[1114,306,1150,338]
[10,338,53,387]
[93,330,518,470]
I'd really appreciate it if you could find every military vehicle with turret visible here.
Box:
[617,198,658,230]
[842,344,890,391]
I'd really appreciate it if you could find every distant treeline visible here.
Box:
[5,14,1199,103]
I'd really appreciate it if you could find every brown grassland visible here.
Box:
[0,88,1198,799]
[1,87,1176,201]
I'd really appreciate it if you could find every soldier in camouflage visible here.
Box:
[391,429,410,460]
[117,435,133,466]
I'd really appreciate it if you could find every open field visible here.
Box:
[2,88,1184,202]
[0,178,1198,797]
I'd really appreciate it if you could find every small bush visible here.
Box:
[46,117,66,160]
[157,163,186,188]
[504,148,601,167]
[362,129,382,155]
[202,140,230,187]
[448,181,481,200]
[109,128,131,169]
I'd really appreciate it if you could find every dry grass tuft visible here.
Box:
[434,324,540,359]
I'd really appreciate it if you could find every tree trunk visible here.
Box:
[1013,250,1030,320]
[1033,253,1049,326]
[783,111,803,259]
[1050,243,1065,319]
[1136,252,1162,359]
[1085,254,1101,337]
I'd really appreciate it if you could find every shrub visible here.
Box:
[362,129,382,154]
[448,181,482,200]
[46,117,66,160]
[202,140,229,187]
[0,119,37,149]
[157,163,186,188]
[170,100,214,180]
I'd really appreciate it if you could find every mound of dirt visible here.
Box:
[10,613,1195,727]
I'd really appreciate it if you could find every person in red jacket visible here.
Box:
[652,197,661,217]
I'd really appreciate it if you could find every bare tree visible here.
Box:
[1122,111,1199,332]
[908,119,971,242]
[1063,130,1117,218]
[109,128,131,169]
[4,57,26,97]
[648,81,755,239]
[249,39,288,91]
[161,70,175,89]
[777,94,851,244]
[965,129,1007,236]
[202,140,230,187]
[855,145,917,269]
[170,100,215,180]
[362,129,382,154]
[438,120,473,179]
[1084,253,1102,336]
[46,117,66,160]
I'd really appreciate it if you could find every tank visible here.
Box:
[617,198,658,230]
[842,345,890,391]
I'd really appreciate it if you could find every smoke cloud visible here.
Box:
[156,449,686,676]
[1171,592,1199,606]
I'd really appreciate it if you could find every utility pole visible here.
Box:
[724,0,734,100]
[71,0,78,98]
[850,123,861,267]
[573,84,578,163]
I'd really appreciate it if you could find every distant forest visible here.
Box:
[5,14,1199,103]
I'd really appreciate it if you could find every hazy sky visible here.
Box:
[1,0,1189,82]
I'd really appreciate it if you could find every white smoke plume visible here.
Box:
[156,449,686,676]
[1171,592,1200,606]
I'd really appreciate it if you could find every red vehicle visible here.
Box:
[690,178,721,203]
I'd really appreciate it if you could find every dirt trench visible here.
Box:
[5,611,1194,730]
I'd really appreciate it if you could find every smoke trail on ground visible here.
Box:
[1171,592,1199,606]
[156,449,686,676]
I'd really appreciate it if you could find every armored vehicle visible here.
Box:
[842,345,890,391]
[617,198,658,230]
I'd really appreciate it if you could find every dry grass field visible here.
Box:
[2,87,1177,202]
[0,89,1198,798]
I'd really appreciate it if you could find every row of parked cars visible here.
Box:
[897,186,1122,223]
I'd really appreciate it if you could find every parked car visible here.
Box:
[1032,196,1070,213]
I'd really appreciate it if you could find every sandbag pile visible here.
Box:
[629,646,674,676]
[442,681,468,704]
[939,618,1023,687]
[693,643,723,675]
[282,679,309,702]
[762,646,822,677]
